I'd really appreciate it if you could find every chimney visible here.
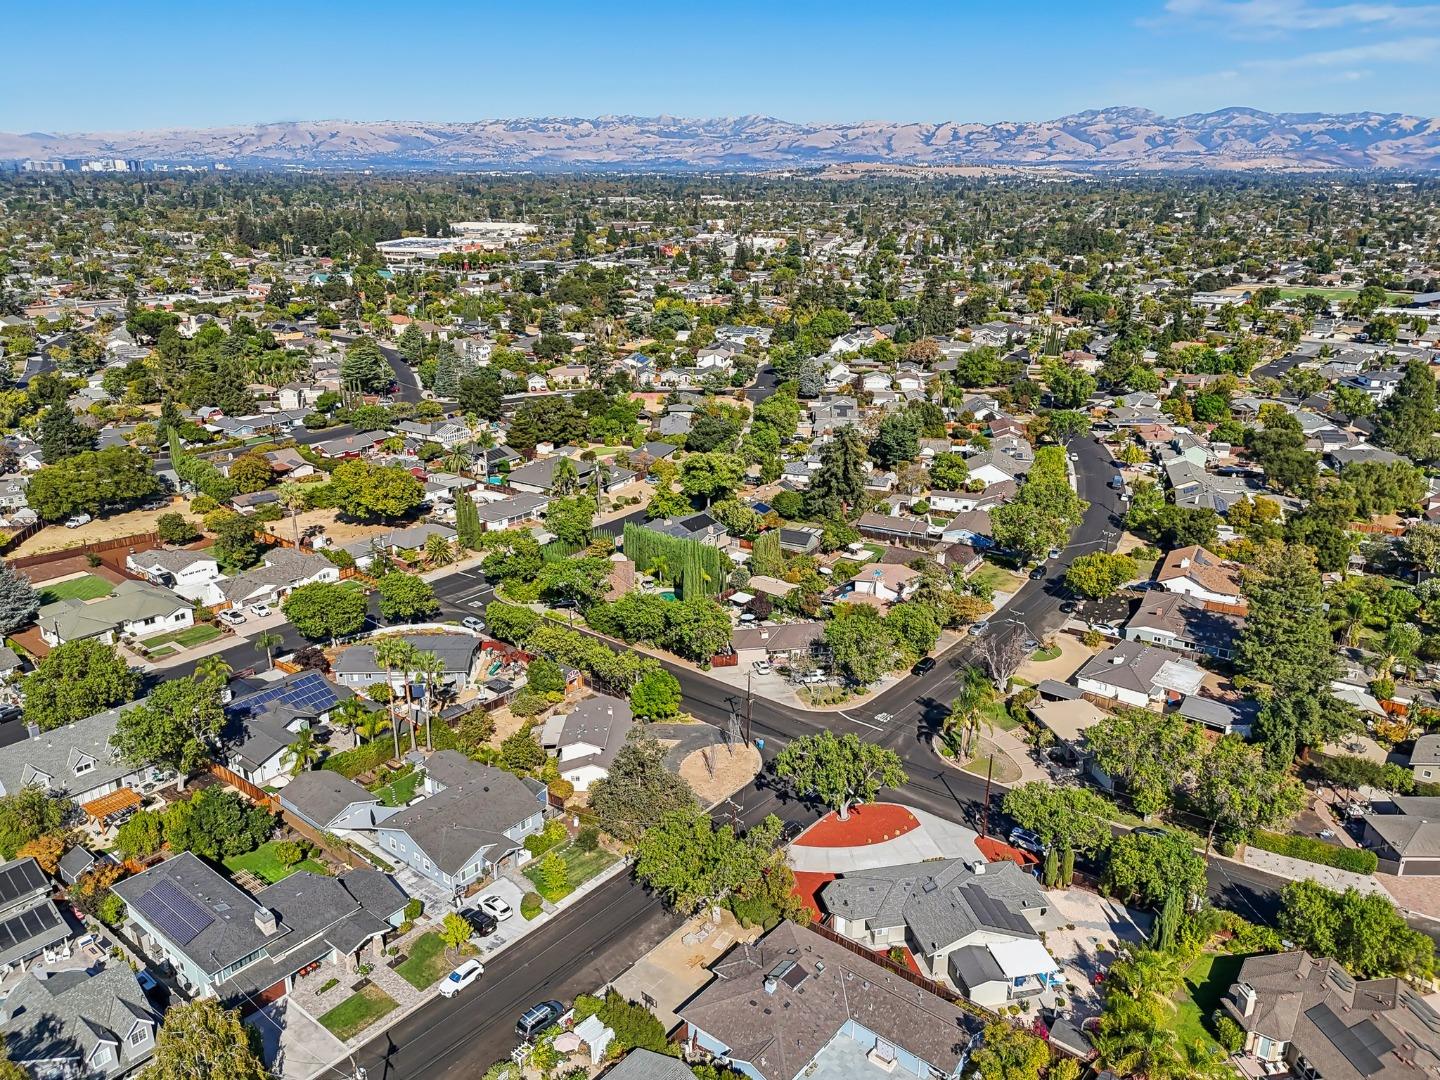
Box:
[254,907,277,935]
[763,977,779,995]
[1236,983,1257,1018]
[1179,557,1191,569]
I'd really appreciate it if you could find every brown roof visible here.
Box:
[1156,545,1242,597]
[678,922,979,1080]
[1222,951,1440,1079]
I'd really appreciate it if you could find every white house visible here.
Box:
[1074,640,1205,709]
[37,580,192,647]
[126,549,225,606]
[1155,545,1244,607]
[540,695,634,792]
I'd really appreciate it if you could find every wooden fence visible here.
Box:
[207,762,279,810]
[7,530,163,570]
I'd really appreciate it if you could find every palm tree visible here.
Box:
[442,447,471,475]
[1339,590,1370,647]
[424,533,455,568]
[373,637,411,760]
[194,655,232,688]
[331,697,372,748]
[254,630,283,672]
[413,650,445,750]
[283,727,321,776]
[355,706,391,748]
[277,482,308,546]
[944,666,997,759]
[1107,948,1185,1011]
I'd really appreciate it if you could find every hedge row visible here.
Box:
[1249,831,1378,874]
[321,739,392,779]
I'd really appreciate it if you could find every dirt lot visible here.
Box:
[1014,632,1097,685]
[264,507,389,547]
[679,743,761,803]
[10,497,192,557]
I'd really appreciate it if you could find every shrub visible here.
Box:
[96,893,126,928]
[523,819,568,856]
[189,494,219,515]
[322,739,392,779]
[729,893,781,930]
[1214,1014,1245,1053]
[547,779,575,804]
[575,826,600,852]
[520,891,543,920]
[273,840,305,867]
[1248,831,1378,874]
[403,898,423,922]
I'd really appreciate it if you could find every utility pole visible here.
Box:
[744,672,753,746]
[980,754,994,839]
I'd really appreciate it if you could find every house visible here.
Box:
[126,549,225,606]
[333,633,480,692]
[1,964,159,1079]
[1074,640,1205,708]
[0,858,71,971]
[777,527,822,555]
[820,858,1061,1005]
[1177,694,1247,735]
[280,770,384,832]
[372,752,547,897]
[1362,797,1440,875]
[856,512,930,544]
[474,493,549,532]
[223,671,350,788]
[646,513,728,547]
[506,457,633,496]
[112,853,406,1002]
[677,921,980,1080]
[839,563,919,605]
[312,430,390,459]
[1221,950,1440,1079]
[1122,589,1243,659]
[731,623,825,668]
[218,547,339,609]
[342,523,459,569]
[0,705,152,820]
[1155,545,1244,607]
[1165,460,1251,514]
[1410,734,1440,785]
[395,419,469,447]
[37,580,192,647]
[539,695,634,792]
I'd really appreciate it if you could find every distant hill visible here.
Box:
[4,107,1440,171]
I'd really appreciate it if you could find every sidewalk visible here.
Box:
[1233,846,1386,896]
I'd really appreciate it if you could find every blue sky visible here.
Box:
[4,0,1439,130]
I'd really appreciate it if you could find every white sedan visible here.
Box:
[479,895,514,922]
[249,603,273,618]
[439,958,485,997]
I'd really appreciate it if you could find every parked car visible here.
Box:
[1059,601,1078,614]
[1008,827,1048,856]
[516,1000,566,1040]
[461,907,499,938]
[249,603,272,618]
[65,514,92,529]
[479,895,514,921]
[778,821,806,845]
[217,609,246,627]
[440,959,485,998]
[1029,565,1046,580]
[800,669,827,684]
[911,656,936,676]
[968,621,990,635]
[462,616,486,632]
[752,659,772,675]
[1047,548,1062,560]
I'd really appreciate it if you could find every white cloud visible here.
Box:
[1158,0,1440,32]
[1242,35,1440,67]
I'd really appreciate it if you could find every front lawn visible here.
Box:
[970,560,1025,595]
[394,931,476,990]
[318,984,398,1040]
[1168,952,1247,1050]
[223,841,329,884]
[140,623,224,651]
[523,840,620,902]
[37,574,113,605]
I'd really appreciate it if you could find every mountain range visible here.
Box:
[4,107,1440,171]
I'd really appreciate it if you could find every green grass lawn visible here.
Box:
[970,560,1025,595]
[523,840,620,902]
[1030,645,1062,663]
[141,623,224,650]
[980,699,1020,732]
[394,931,475,990]
[318,984,398,1040]
[223,842,329,885]
[1277,286,1409,303]
[1168,953,1247,1050]
[37,575,113,605]
[370,769,422,807]
[961,745,1022,784]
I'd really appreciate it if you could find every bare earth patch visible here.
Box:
[679,744,761,803]
[10,498,192,557]
[265,507,390,546]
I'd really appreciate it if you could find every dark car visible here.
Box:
[911,656,936,676]
[1029,565,1047,580]
[461,907,498,938]
[1059,601,1077,614]
[516,1000,566,1040]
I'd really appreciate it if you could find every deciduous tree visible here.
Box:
[773,731,906,820]
[22,639,139,732]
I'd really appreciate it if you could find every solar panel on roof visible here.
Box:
[135,878,214,946]
[230,672,339,718]
[1307,1004,1393,1077]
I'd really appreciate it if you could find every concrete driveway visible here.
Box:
[246,999,345,1080]
[1042,888,1152,1020]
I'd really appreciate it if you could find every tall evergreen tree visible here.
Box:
[0,562,38,635]
[804,425,868,517]
[38,405,96,462]
[1374,358,1438,460]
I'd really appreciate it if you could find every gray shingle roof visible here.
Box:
[334,633,479,679]
[1,965,157,1078]
[280,771,378,828]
